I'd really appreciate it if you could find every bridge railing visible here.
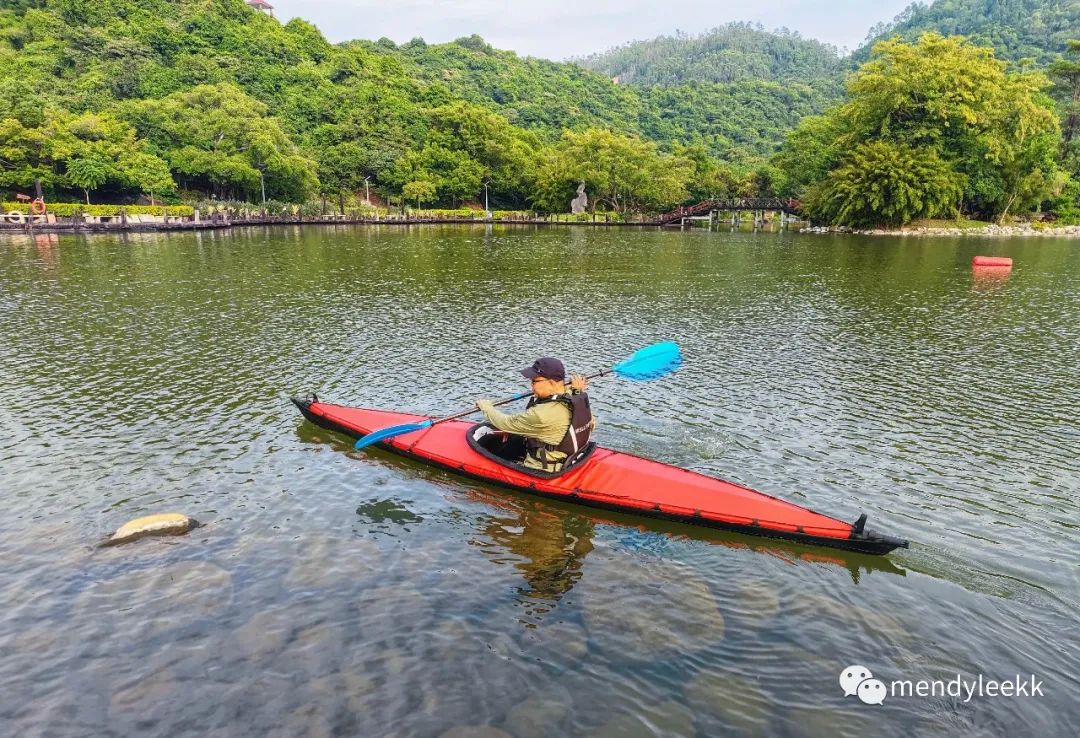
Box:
[655,198,801,224]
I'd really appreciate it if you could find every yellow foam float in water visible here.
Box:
[103,513,199,546]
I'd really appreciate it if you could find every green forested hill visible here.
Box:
[379,34,830,160]
[0,0,1076,218]
[576,22,845,88]
[860,0,1080,64]
[0,0,829,207]
[573,21,845,160]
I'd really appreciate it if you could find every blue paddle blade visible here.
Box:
[354,419,434,450]
[611,341,682,380]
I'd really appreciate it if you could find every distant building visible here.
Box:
[247,0,274,15]
[612,76,620,85]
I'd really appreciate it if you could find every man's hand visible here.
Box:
[569,374,588,392]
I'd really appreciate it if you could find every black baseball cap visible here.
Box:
[520,357,566,381]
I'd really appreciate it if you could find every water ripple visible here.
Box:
[1,227,1077,736]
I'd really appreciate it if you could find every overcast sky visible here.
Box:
[267,0,915,60]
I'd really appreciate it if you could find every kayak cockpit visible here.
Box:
[467,423,598,479]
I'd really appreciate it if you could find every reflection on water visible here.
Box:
[1,225,1077,736]
[470,494,594,620]
[356,498,424,532]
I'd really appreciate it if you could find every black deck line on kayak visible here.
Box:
[291,397,909,556]
[464,422,599,478]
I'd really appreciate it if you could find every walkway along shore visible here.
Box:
[5,211,1076,237]
[0,211,675,234]
[804,223,1080,237]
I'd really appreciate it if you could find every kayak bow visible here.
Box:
[292,396,909,556]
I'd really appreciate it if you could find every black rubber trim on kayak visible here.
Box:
[464,422,598,479]
[292,397,909,556]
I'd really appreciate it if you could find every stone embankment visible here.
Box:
[803,224,1080,237]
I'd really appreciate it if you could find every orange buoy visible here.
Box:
[30,198,46,215]
[972,256,1012,268]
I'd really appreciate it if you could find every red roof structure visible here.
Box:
[247,0,274,13]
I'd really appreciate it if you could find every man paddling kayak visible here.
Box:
[476,357,595,472]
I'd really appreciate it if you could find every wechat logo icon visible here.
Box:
[840,665,887,705]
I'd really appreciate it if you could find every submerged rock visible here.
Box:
[685,671,769,734]
[283,537,380,591]
[102,513,198,546]
[505,684,573,738]
[76,559,233,640]
[591,700,696,738]
[582,550,725,661]
[523,619,589,667]
[439,727,514,738]
[232,607,294,662]
[782,706,871,738]
[733,577,782,621]
[109,668,178,719]
[791,591,909,645]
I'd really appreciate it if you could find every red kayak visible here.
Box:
[292,396,908,555]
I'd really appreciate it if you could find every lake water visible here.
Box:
[1,225,1077,736]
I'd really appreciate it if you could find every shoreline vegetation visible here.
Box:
[5,210,1078,237]
[0,1,1078,230]
[805,223,1080,237]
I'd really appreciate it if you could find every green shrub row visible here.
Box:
[400,209,625,221]
[407,208,484,218]
[2,203,194,217]
[545,211,625,222]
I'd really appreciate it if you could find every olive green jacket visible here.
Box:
[477,394,589,470]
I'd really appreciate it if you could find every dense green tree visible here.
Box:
[671,143,740,201]
[533,128,691,213]
[0,117,51,191]
[803,141,965,226]
[315,140,370,212]
[64,155,110,204]
[122,83,318,201]
[861,0,1079,65]
[0,108,174,201]
[771,114,845,198]
[779,34,1061,224]
[846,35,1059,219]
[424,102,540,205]
[403,179,436,209]
[1048,40,1080,169]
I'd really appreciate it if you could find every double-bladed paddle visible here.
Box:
[352,341,682,450]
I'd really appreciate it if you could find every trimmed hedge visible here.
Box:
[2,203,194,217]
[544,211,625,222]
[408,208,482,218]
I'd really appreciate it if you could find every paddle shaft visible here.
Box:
[432,369,611,425]
[353,341,679,450]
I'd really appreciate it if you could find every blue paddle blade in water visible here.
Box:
[611,341,682,380]
[354,419,434,450]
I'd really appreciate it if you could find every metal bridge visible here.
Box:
[654,198,801,226]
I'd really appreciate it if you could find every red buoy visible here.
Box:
[972,256,1013,268]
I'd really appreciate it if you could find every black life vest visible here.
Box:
[524,392,593,464]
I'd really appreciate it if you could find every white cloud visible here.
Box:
[267,0,913,59]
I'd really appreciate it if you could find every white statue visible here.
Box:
[570,182,588,214]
